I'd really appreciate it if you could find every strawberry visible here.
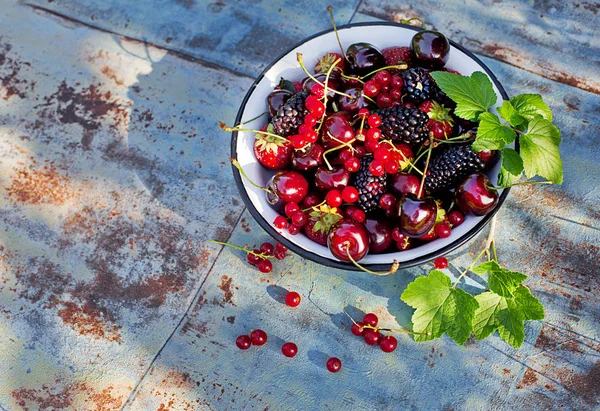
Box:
[315,52,346,76]
[418,100,454,140]
[304,204,343,245]
[253,125,293,169]
[381,46,414,73]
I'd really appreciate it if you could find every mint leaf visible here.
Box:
[473,112,517,151]
[498,147,524,187]
[430,71,497,121]
[510,94,552,122]
[520,118,563,184]
[497,100,525,127]
[472,261,527,298]
[401,270,479,345]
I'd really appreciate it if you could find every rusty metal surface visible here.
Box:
[0,0,599,410]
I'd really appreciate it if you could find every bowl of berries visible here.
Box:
[222,18,513,272]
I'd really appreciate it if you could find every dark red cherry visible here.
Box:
[314,166,350,192]
[455,173,499,216]
[321,114,355,149]
[397,197,437,238]
[364,218,393,254]
[346,43,386,76]
[411,30,450,69]
[337,87,369,113]
[390,173,421,197]
[267,89,293,117]
[292,143,324,172]
[267,171,309,204]
[327,219,370,262]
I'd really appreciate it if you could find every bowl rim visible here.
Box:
[230,21,513,271]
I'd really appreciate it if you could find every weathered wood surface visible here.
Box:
[0,0,598,409]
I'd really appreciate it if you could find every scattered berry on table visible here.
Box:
[363,313,379,327]
[282,342,298,358]
[363,329,381,345]
[326,357,342,373]
[434,256,448,269]
[285,291,301,307]
[250,329,268,346]
[236,335,252,350]
[258,259,273,273]
[351,321,365,336]
[379,335,398,353]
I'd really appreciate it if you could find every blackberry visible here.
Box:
[373,106,429,147]
[424,144,485,193]
[401,68,441,103]
[353,156,387,214]
[271,91,309,137]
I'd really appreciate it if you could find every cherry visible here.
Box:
[327,219,370,262]
[363,313,379,327]
[258,259,273,273]
[337,87,368,113]
[260,242,275,256]
[346,43,385,76]
[250,329,268,346]
[267,171,309,204]
[448,210,464,227]
[314,166,351,192]
[351,321,365,336]
[321,114,355,150]
[396,237,413,251]
[274,215,288,229]
[434,256,448,269]
[411,30,450,69]
[397,197,437,238]
[236,335,252,350]
[390,173,421,197]
[285,291,301,307]
[379,336,398,353]
[363,329,381,345]
[291,212,307,227]
[379,193,397,211]
[455,173,499,216]
[342,186,359,203]
[267,89,293,116]
[282,342,298,358]
[303,74,341,99]
[365,218,393,254]
[285,202,300,218]
[291,143,324,172]
[326,357,342,373]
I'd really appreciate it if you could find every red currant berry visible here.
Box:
[392,227,405,243]
[291,212,307,227]
[274,215,288,229]
[236,335,252,350]
[354,146,366,158]
[326,357,342,373]
[366,128,381,140]
[289,134,306,149]
[351,321,365,336]
[303,129,318,144]
[288,224,300,235]
[403,101,416,109]
[368,114,382,128]
[260,242,275,255]
[325,189,343,207]
[304,114,318,127]
[374,147,391,162]
[310,83,325,98]
[363,80,380,98]
[338,148,353,162]
[344,156,360,172]
[368,160,385,177]
[258,259,273,273]
[247,252,260,266]
[285,202,300,217]
[363,329,381,345]
[276,242,287,253]
[357,108,370,118]
[345,206,366,223]
[379,193,397,210]
[301,193,321,209]
[384,160,399,174]
[306,96,325,115]
[390,88,402,101]
[341,186,359,203]
[298,123,311,135]
[250,329,268,346]
[434,256,448,269]
[435,222,451,238]
[379,335,398,353]
[390,75,403,89]
[274,249,286,260]
[282,342,298,358]
[285,291,301,307]
[364,138,380,153]
[374,70,391,85]
[448,210,464,227]
[376,93,392,108]
[363,313,379,327]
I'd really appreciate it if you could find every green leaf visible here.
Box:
[497,100,526,127]
[520,118,563,184]
[514,286,545,321]
[472,261,527,298]
[473,292,502,340]
[498,147,524,187]
[473,112,517,151]
[401,270,479,345]
[430,71,497,121]
[278,77,296,94]
[509,94,552,122]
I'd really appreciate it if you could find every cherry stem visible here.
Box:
[417,135,435,199]
[452,216,496,288]
[345,243,399,276]
[361,64,408,80]
[487,180,554,191]
[302,200,327,213]
[327,6,346,61]
[229,158,274,194]
[322,134,356,170]
[316,58,343,136]
[238,111,268,126]
[362,94,379,107]
[400,17,425,27]
[380,140,423,175]
[339,72,365,84]
[218,121,288,143]
[296,54,352,98]
[209,240,274,259]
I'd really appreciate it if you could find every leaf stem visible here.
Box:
[489,180,554,191]
[452,216,496,288]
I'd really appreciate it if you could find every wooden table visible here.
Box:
[0,0,598,409]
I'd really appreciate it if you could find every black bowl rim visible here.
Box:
[230,21,512,271]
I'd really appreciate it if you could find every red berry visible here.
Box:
[396,237,413,251]
[288,224,300,235]
[274,215,288,229]
[274,249,286,260]
[374,70,391,85]
[289,134,306,149]
[392,227,405,243]
[285,202,300,217]
[418,100,434,113]
[368,160,385,177]
[374,147,391,162]
[303,129,318,143]
[326,189,343,207]
[354,146,366,158]
[301,193,321,209]
[376,93,392,108]
[368,114,382,128]
[258,259,273,273]
[281,342,298,358]
[341,186,359,203]
[366,128,381,140]
[304,114,318,127]
[351,321,365,336]
[390,88,402,101]
[364,138,380,153]
[390,75,403,89]
[310,83,325,98]
[291,212,307,227]
[363,80,380,97]
[338,148,353,162]
[247,252,260,266]
[298,123,311,135]
[345,206,366,223]
[259,242,275,255]
[448,210,464,227]
[379,335,397,353]
[306,96,325,115]
[250,329,268,346]
[435,222,452,238]
[358,108,370,118]
[344,156,360,172]
[285,291,301,307]
[326,357,342,373]
[379,193,397,210]
[363,313,379,327]
[236,335,252,350]
[434,256,448,269]
[384,160,399,174]
[276,243,287,253]
[363,329,381,345]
